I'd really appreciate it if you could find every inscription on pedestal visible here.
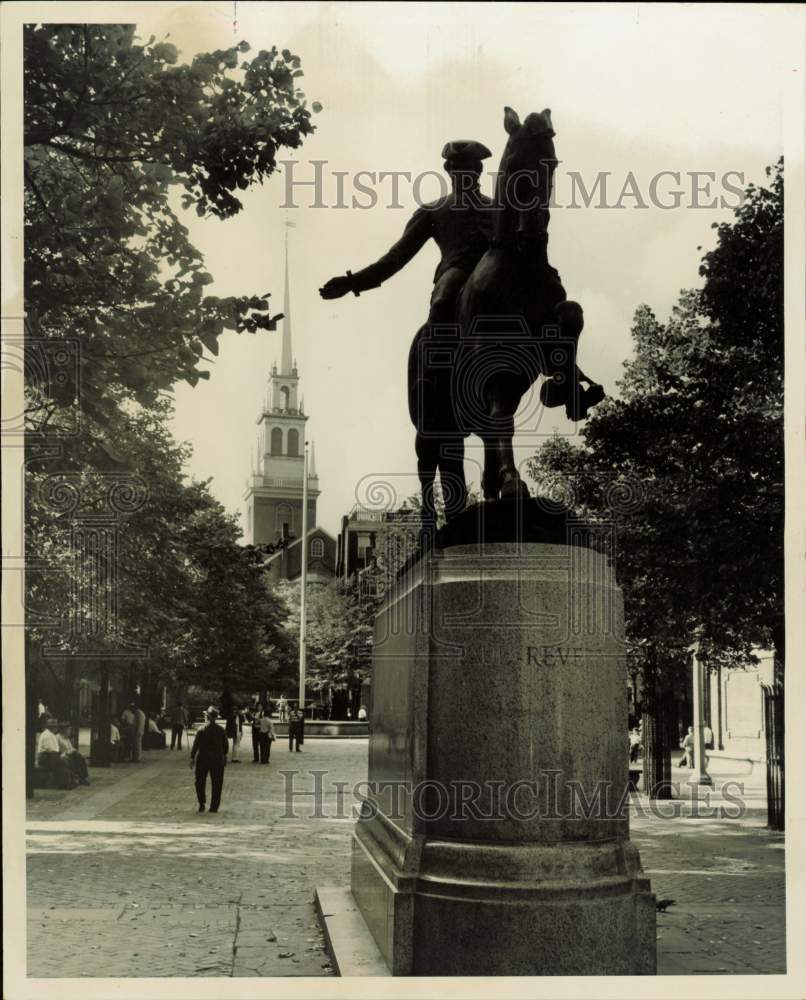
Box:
[474,645,588,668]
[527,645,587,668]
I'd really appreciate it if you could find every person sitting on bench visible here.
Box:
[36,717,74,788]
[57,722,91,786]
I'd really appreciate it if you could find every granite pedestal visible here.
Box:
[347,520,656,976]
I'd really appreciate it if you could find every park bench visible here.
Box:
[31,766,75,790]
[143,730,166,750]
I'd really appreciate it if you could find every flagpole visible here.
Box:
[299,441,309,718]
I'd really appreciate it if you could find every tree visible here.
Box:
[179,496,294,693]
[23,24,323,768]
[24,24,320,427]
[527,162,784,794]
[25,399,292,714]
[272,575,381,715]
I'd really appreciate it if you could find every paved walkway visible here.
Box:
[635,762,786,975]
[26,736,785,978]
[27,732,366,978]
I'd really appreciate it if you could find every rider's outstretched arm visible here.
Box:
[320,208,433,298]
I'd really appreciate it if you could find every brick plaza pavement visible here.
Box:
[26,733,785,978]
[635,762,786,975]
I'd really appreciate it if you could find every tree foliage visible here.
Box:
[26,400,292,694]
[527,161,784,668]
[273,577,380,696]
[24,24,320,426]
[23,25,320,707]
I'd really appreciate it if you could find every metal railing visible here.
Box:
[762,681,784,831]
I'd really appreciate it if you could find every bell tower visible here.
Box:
[244,228,319,544]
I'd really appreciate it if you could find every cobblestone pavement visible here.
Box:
[27,732,367,978]
[634,762,786,975]
[26,735,785,978]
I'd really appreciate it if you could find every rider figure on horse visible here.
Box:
[319,137,594,422]
[320,115,604,527]
[320,139,495,323]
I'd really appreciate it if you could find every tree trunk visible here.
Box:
[26,633,38,798]
[641,650,673,799]
[90,662,112,767]
[62,659,81,745]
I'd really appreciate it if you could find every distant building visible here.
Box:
[336,504,420,582]
[705,650,779,764]
[263,526,338,584]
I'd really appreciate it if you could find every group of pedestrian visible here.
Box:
[35,716,90,788]
[251,704,277,763]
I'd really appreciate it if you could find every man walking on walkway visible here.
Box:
[678,726,695,768]
[120,703,136,761]
[170,703,189,750]
[226,707,243,763]
[258,709,277,764]
[288,707,304,752]
[250,706,262,763]
[190,708,229,813]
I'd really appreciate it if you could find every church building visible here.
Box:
[244,241,337,581]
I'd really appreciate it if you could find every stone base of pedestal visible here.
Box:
[314,886,390,976]
[351,810,655,976]
[349,538,656,976]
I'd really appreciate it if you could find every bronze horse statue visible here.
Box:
[321,107,603,533]
[409,107,603,529]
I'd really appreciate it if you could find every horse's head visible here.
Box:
[496,107,558,245]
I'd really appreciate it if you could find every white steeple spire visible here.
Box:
[280,220,295,376]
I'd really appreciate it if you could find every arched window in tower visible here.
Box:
[280,386,290,411]
[270,427,283,455]
[311,537,325,559]
[287,428,299,457]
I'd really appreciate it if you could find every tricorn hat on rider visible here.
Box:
[441,140,492,173]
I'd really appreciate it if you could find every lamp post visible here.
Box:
[688,636,713,787]
[298,442,309,718]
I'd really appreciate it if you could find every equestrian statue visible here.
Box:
[320,107,604,533]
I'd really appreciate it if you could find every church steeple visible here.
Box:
[244,220,320,546]
[280,223,294,376]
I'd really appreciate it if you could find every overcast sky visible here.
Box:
[133,2,792,538]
